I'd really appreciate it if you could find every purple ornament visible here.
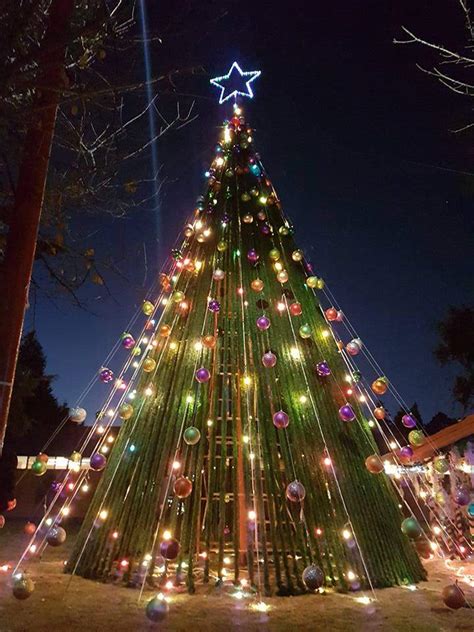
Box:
[286,480,306,502]
[455,487,471,506]
[51,480,61,493]
[399,446,414,459]
[90,453,107,472]
[247,248,259,264]
[121,333,135,349]
[256,315,271,331]
[99,367,114,383]
[316,361,331,377]
[339,404,355,422]
[273,410,289,429]
[195,367,211,383]
[160,538,180,560]
[222,212,230,224]
[208,299,220,313]
[262,352,277,368]
[260,224,271,236]
[402,414,417,429]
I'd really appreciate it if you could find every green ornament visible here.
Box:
[269,248,280,261]
[401,517,422,539]
[351,370,362,383]
[408,430,425,448]
[31,460,47,477]
[183,426,201,446]
[299,324,312,339]
[131,346,142,356]
[172,290,185,303]
[433,456,449,474]
[217,241,227,252]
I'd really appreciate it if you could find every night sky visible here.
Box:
[26,1,473,425]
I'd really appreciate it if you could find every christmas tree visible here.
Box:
[65,63,426,597]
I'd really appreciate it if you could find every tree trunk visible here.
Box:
[0,0,75,453]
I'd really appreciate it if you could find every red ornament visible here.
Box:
[373,407,386,421]
[24,522,36,535]
[173,476,193,499]
[325,308,338,321]
[289,302,302,317]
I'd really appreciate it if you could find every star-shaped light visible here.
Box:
[210,62,261,104]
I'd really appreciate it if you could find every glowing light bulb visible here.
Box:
[81,483,89,493]
[162,297,168,305]
[194,341,203,352]
[344,374,352,383]
[46,518,53,526]
[249,452,255,461]
[323,456,332,467]
[107,409,114,417]
[355,596,371,605]
[359,395,366,403]
[207,419,213,427]
[389,441,397,450]
[321,329,330,338]
[163,530,172,541]
[274,262,283,272]
[290,347,301,360]
[195,260,203,271]
[132,361,139,369]
[215,157,224,167]
[112,531,119,540]
[120,559,129,568]
[243,375,252,386]
[223,556,231,565]
[101,446,109,454]
[165,580,174,590]
[169,341,178,350]
[277,302,285,312]
[342,529,352,540]
[347,570,356,581]
[299,395,308,404]
[144,386,154,397]
[248,510,256,521]
[233,105,242,115]
[243,435,249,444]
[195,220,203,230]
[29,544,37,554]
[433,526,441,535]
[316,528,323,536]
[172,461,181,470]
[61,507,70,516]
[203,228,211,237]
[252,602,270,613]
[97,425,105,434]
[107,436,114,443]
[368,420,375,428]
[186,395,194,404]
[99,510,108,521]
[224,127,231,143]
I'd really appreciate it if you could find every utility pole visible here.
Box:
[0,0,75,453]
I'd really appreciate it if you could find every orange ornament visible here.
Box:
[173,476,193,499]
[336,340,344,351]
[37,453,49,463]
[24,522,36,535]
[373,407,386,421]
[365,454,384,474]
[160,325,171,338]
[371,378,388,396]
[251,279,264,292]
[202,335,217,349]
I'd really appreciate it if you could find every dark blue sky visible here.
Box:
[26,1,473,423]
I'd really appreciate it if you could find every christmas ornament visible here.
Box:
[315,361,331,377]
[269,248,280,261]
[365,454,384,474]
[119,404,134,420]
[286,480,306,502]
[325,307,338,321]
[373,407,386,420]
[121,332,135,349]
[37,453,48,463]
[346,339,362,356]
[31,460,47,476]
[213,268,225,281]
[339,404,355,422]
[299,324,312,339]
[408,430,425,447]
[99,367,114,383]
[160,538,180,560]
[276,270,289,284]
[69,407,87,424]
[173,476,193,499]
[208,299,220,313]
[142,358,156,373]
[306,276,318,288]
[217,240,227,252]
[242,213,253,223]
[142,300,154,316]
[24,522,36,535]
[292,249,303,262]
[145,595,169,622]
[454,487,470,506]
[184,224,194,238]
[202,335,217,348]
[69,451,82,463]
[262,352,277,368]
[251,279,264,292]
[256,315,271,331]
[371,377,388,396]
[257,210,266,220]
[131,346,141,356]
[90,453,107,472]
[302,564,324,591]
[401,517,422,539]
[195,367,211,383]
[402,414,417,429]
[12,575,35,600]
[279,225,289,236]
[183,427,201,445]
[316,278,325,289]
[260,223,271,236]
[442,583,466,610]
[399,446,414,460]
[46,525,67,547]
[172,290,185,304]
[273,410,289,429]
[433,456,449,474]
[247,249,259,264]
[289,302,302,316]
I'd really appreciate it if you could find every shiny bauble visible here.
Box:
[468,502,474,518]
[216,241,227,253]
[90,453,107,472]
[31,460,47,477]
[145,595,169,623]
[172,290,185,304]
[131,346,142,356]
[241,192,251,202]
[316,278,325,290]
[251,279,264,292]
[121,332,135,349]
[202,335,217,348]
[262,352,277,368]
[433,456,449,475]
[273,410,289,429]
[12,575,35,600]
[365,454,384,474]
[276,270,289,284]
[292,249,303,262]
[302,564,324,591]
[37,452,49,463]
[69,451,82,463]
[402,414,417,429]
[208,299,220,313]
[306,276,318,288]
[118,403,134,420]
[69,407,87,424]
[401,517,422,539]
[142,357,156,373]
[442,583,466,610]
[46,525,67,547]
[316,361,331,377]
[242,213,253,223]
[257,210,266,220]
[399,446,414,461]
[407,430,424,448]
[346,339,362,356]
[373,407,386,421]
[183,427,201,446]
[352,370,362,383]
[371,377,388,396]
[24,522,36,535]
[339,404,356,422]
[247,249,259,264]
[213,268,225,282]
[289,302,302,316]
[454,487,471,506]
[325,307,338,321]
[142,300,154,316]
[195,367,211,383]
[173,476,193,499]
[160,325,171,337]
[261,225,271,237]
[299,324,312,339]
[160,537,180,560]
[99,367,114,383]
[269,248,280,261]
[184,224,194,238]
[286,480,306,502]
[256,316,271,331]
[279,225,289,236]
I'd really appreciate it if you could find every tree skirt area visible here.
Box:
[0,523,473,632]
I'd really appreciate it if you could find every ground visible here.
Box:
[0,522,473,631]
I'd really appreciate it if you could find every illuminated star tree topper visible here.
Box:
[210,61,261,104]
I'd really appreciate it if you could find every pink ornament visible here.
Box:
[346,339,361,356]
[262,352,277,368]
[99,367,114,383]
[273,410,289,429]
[402,414,417,429]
